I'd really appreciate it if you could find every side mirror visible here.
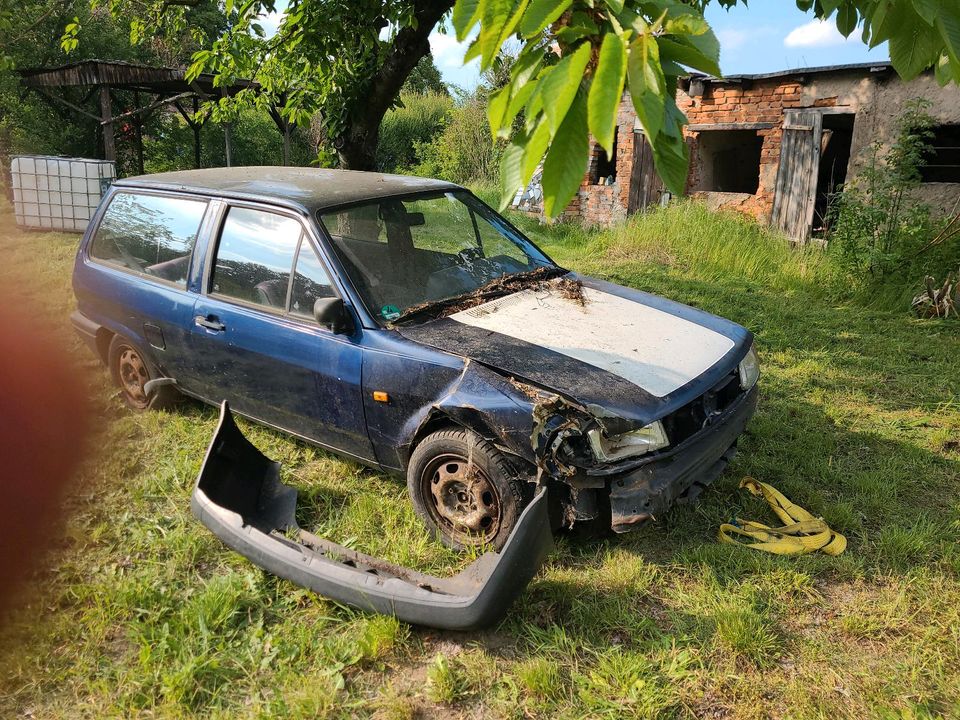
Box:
[313,297,352,334]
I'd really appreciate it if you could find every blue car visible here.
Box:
[72,167,759,556]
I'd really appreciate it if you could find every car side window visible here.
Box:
[211,207,302,310]
[289,239,335,319]
[89,192,208,286]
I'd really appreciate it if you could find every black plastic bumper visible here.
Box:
[607,385,759,532]
[191,402,554,630]
[70,310,101,358]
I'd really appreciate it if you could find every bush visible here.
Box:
[826,99,960,304]
[414,93,502,184]
[376,92,453,174]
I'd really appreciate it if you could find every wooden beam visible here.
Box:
[101,90,194,125]
[99,85,116,162]
[31,88,101,122]
[687,122,776,132]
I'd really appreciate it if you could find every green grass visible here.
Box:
[1,200,959,719]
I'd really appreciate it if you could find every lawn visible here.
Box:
[1,199,958,719]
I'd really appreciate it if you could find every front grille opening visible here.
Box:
[662,369,742,446]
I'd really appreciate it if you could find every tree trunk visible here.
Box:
[334,0,454,170]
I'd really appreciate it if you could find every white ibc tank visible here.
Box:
[11,155,116,232]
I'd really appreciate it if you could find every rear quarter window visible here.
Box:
[89,192,208,286]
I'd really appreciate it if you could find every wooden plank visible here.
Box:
[688,122,776,131]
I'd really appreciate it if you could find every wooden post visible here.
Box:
[192,97,201,168]
[133,91,144,175]
[224,122,233,167]
[99,85,115,162]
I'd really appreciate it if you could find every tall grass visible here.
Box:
[501,200,829,296]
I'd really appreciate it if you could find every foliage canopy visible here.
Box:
[57,0,960,215]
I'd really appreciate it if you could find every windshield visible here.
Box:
[318,191,555,323]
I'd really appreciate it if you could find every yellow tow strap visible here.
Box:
[719,478,846,556]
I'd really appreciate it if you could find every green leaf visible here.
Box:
[936,3,960,67]
[519,0,572,38]
[888,4,943,78]
[478,0,516,70]
[796,0,815,11]
[523,113,553,185]
[657,36,721,76]
[664,14,708,36]
[499,140,525,210]
[912,0,942,25]
[542,92,589,218]
[588,32,628,156]
[487,86,511,137]
[539,42,591,134]
[652,135,690,196]
[836,4,858,36]
[627,31,666,144]
[453,0,483,41]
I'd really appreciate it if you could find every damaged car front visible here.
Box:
[317,189,760,541]
[393,274,760,537]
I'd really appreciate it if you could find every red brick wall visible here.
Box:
[678,79,803,221]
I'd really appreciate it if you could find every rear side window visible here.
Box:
[210,207,303,310]
[90,192,207,286]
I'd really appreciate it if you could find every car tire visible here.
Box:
[107,335,177,411]
[407,427,528,551]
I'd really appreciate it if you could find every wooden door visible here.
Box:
[771,110,823,242]
[628,130,666,214]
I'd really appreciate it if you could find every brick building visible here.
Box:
[518,62,960,241]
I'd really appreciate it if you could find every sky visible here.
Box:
[260,0,891,90]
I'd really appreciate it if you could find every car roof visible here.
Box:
[114,167,464,213]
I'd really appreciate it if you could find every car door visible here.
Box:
[187,203,373,460]
[78,190,212,380]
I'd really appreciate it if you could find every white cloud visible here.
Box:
[259,10,285,38]
[784,20,855,48]
[429,31,477,70]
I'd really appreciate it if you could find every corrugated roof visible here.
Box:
[115,167,462,212]
[689,61,894,84]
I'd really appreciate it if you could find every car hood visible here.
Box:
[396,275,753,430]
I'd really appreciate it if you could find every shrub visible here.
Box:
[376,92,453,174]
[414,93,502,184]
[826,99,960,304]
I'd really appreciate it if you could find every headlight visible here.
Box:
[739,343,760,390]
[587,421,670,463]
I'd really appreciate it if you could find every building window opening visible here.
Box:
[696,129,763,193]
[920,125,960,183]
[590,128,618,185]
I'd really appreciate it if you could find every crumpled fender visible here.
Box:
[191,402,554,630]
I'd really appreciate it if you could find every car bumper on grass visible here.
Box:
[192,402,554,630]
[604,385,759,532]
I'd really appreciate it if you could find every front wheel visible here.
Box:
[407,428,528,551]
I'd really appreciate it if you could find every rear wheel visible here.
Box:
[407,428,527,551]
[107,335,177,411]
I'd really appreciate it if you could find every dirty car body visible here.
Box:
[71,167,758,627]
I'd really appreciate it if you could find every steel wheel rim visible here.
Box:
[118,345,149,408]
[420,452,502,545]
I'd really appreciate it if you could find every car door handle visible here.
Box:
[195,315,226,332]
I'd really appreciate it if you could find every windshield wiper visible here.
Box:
[393,265,567,325]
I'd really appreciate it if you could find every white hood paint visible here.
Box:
[448,287,735,398]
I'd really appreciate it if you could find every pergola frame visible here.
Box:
[19,59,295,173]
